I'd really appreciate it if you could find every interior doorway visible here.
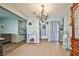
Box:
[40,21,49,40]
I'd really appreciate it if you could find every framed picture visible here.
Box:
[29,22,32,25]
[0,24,5,30]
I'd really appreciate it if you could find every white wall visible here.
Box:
[47,10,72,42]
[26,17,65,42]
[48,17,63,41]
[64,9,71,38]
[27,18,40,43]
[26,13,71,43]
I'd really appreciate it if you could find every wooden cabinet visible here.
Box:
[0,41,3,56]
[1,34,12,44]
[70,3,79,56]
[70,39,79,56]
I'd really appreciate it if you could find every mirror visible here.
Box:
[75,7,79,39]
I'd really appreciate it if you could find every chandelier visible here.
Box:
[34,5,48,21]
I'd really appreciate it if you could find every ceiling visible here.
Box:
[0,3,72,19]
[0,6,19,18]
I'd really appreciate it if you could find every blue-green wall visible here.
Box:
[0,17,19,34]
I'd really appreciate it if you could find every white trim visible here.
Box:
[48,21,50,41]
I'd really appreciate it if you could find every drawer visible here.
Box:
[72,48,79,55]
[71,40,79,46]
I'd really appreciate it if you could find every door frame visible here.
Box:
[49,21,60,42]
[39,21,49,40]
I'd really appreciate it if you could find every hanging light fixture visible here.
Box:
[34,5,48,21]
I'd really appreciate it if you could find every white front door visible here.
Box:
[50,21,59,41]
